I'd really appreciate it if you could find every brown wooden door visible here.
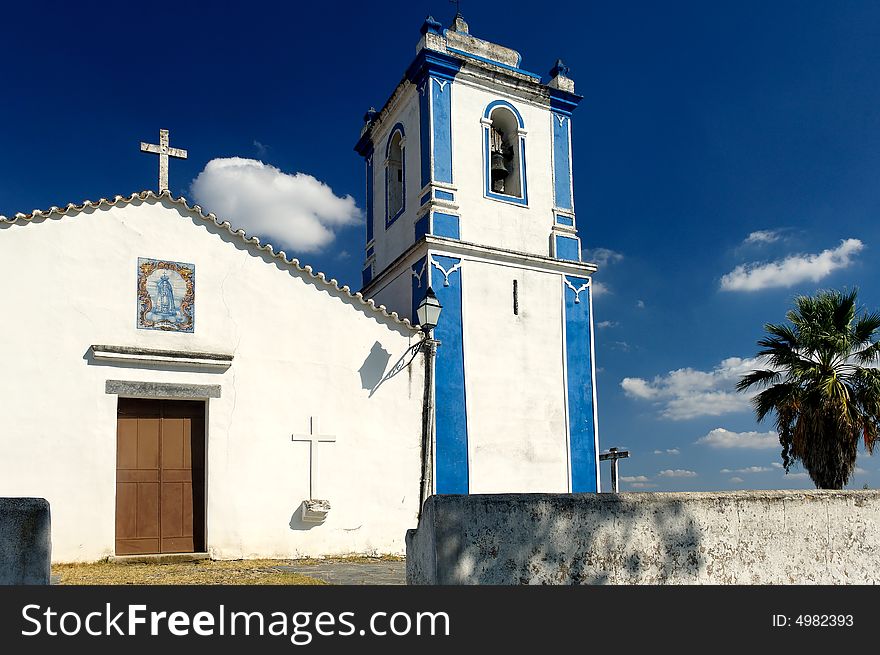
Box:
[115,399,205,555]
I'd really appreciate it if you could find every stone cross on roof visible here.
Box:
[140,129,188,193]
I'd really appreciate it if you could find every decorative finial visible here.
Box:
[550,59,571,78]
[139,129,188,193]
[363,107,378,124]
[420,15,443,36]
[449,1,468,33]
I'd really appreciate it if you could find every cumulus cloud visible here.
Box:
[620,356,763,420]
[658,469,698,478]
[720,238,864,292]
[654,448,680,455]
[744,229,782,245]
[591,281,610,297]
[695,428,779,449]
[190,157,362,253]
[621,475,650,483]
[585,247,624,268]
[720,465,772,474]
[729,476,745,483]
[596,320,618,329]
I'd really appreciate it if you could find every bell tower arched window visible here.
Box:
[385,125,405,226]
[483,101,528,206]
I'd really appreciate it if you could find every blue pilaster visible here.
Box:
[563,276,597,492]
[430,254,469,494]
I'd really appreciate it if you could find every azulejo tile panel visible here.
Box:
[137,258,195,332]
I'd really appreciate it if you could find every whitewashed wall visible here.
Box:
[370,84,423,275]
[451,80,558,257]
[460,259,569,493]
[0,197,425,562]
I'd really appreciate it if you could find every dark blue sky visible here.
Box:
[4,1,880,490]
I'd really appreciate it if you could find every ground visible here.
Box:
[52,556,406,585]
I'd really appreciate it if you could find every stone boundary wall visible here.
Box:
[406,490,880,584]
[0,498,51,585]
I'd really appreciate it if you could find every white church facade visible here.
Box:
[0,15,601,562]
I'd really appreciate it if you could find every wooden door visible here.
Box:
[115,399,205,555]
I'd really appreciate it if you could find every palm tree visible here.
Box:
[737,289,880,489]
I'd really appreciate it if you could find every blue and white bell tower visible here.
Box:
[356,14,601,494]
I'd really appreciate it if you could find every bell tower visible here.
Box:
[356,14,601,494]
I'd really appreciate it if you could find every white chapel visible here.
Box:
[0,14,601,562]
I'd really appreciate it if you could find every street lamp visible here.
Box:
[416,287,442,513]
[416,287,442,331]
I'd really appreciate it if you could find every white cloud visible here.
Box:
[636,300,645,309]
[784,472,810,479]
[621,475,650,483]
[630,482,658,489]
[729,476,745,483]
[658,469,698,478]
[771,462,783,468]
[696,428,779,449]
[591,281,610,297]
[654,448,680,455]
[720,238,864,292]
[621,356,763,420]
[720,465,772,474]
[190,157,361,254]
[585,247,623,268]
[744,229,782,245]
[596,320,618,329]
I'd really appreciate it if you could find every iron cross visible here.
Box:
[140,129,188,193]
[291,417,337,500]
[599,447,630,493]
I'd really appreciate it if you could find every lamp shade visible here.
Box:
[416,287,443,330]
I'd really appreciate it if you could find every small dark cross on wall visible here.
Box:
[599,447,630,493]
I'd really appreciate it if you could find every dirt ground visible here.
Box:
[52,555,404,585]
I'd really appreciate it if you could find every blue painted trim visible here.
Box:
[384,123,406,229]
[435,189,455,202]
[431,255,469,494]
[552,113,573,211]
[411,256,428,321]
[446,46,541,80]
[483,117,529,206]
[431,78,454,185]
[482,99,525,128]
[419,78,431,190]
[564,276,597,492]
[549,87,583,117]
[420,192,431,206]
[555,213,574,227]
[432,212,460,239]
[364,146,375,245]
[555,234,580,261]
[362,264,373,288]
[415,214,429,242]
[365,245,374,258]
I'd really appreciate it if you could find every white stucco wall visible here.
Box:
[451,79,558,257]
[460,260,569,493]
[370,83,423,276]
[0,196,425,562]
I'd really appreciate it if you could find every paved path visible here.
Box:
[274,561,406,585]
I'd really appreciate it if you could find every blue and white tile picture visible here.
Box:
[137,258,195,332]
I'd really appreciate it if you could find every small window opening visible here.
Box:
[387,132,404,218]
[488,108,522,198]
[513,279,519,315]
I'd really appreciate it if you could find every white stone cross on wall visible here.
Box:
[140,128,188,193]
[291,417,337,500]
